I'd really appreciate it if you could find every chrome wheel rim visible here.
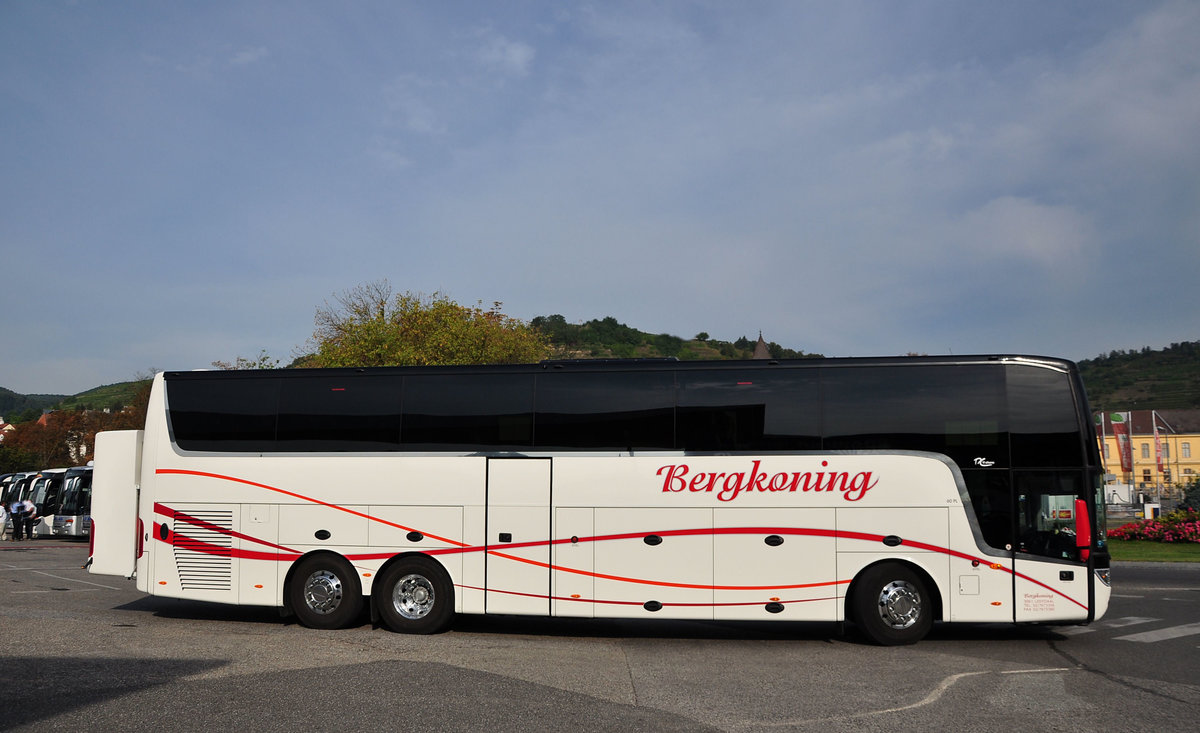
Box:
[393,573,435,620]
[303,569,344,615]
[877,579,921,629]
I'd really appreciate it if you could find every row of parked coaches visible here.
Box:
[1,466,93,539]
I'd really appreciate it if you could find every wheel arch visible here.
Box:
[366,551,451,624]
[844,557,944,625]
[282,549,363,616]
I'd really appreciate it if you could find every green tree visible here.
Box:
[309,281,549,367]
[1181,481,1200,512]
[212,350,281,370]
[0,443,36,474]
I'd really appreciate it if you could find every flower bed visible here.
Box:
[1108,508,1200,543]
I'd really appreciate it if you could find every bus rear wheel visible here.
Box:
[374,556,454,634]
[288,554,364,630]
[852,563,933,646]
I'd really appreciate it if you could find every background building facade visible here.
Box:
[1095,410,1200,502]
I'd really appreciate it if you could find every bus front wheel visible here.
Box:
[288,554,364,630]
[374,556,454,634]
[852,563,933,646]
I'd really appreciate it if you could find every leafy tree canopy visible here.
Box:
[308,281,549,368]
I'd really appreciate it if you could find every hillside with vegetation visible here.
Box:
[0,387,67,423]
[55,381,151,414]
[1078,341,1200,411]
[531,315,821,361]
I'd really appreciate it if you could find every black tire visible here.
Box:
[287,554,364,630]
[852,563,933,646]
[373,556,454,634]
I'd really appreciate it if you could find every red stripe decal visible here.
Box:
[152,468,1089,609]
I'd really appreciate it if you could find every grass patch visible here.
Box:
[1107,539,1200,562]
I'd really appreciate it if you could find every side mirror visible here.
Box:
[1074,499,1091,562]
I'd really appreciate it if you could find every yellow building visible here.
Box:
[1095,410,1200,502]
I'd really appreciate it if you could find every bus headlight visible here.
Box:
[1095,568,1111,586]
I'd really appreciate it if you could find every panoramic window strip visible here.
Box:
[164,361,1085,470]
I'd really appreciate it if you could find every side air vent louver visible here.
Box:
[172,509,234,591]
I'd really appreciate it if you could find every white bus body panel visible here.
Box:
[88,430,143,578]
[713,507,836,620]
[1014,556,1090,622]
[141,446,484,608]
[485,458,551,615]
[549,454,967,622]
[948,510,1014,623]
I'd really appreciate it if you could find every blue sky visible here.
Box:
[2,1,1198,395]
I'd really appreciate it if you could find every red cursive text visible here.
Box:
[656,460,878,502]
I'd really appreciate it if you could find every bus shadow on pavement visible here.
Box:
[924,621,1070,642]
[448,613,847,642]
[114,595,292,625]
[109,596,1077,646]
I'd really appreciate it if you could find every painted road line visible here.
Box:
[1116,622,1200,643]
[1058,616,1158,635]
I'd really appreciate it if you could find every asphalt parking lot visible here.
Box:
[3,539,1198,732]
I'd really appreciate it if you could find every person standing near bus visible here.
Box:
[10,498,36,540]
[8,498,24,540]
[0,501,7,540]
[19,498,38,540]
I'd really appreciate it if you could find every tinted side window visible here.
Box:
[403,374,533,449]
[1007,366,1082,467]
[822,365,1007,467]
[677,369,819,451]
[535,371,674,450]
[963,470,1013,551]
[277,375,402,450]
[168,376,280,451]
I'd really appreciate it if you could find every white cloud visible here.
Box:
[228,46,269,67]
[956,197,1093,265]
[475,30,535,77]
[381,74,446,134]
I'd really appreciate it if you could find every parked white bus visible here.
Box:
[88,356,1110,644]
[53,466,93,538]
[26,467,68,539]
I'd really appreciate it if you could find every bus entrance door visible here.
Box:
[1012,473,1091,623]
[485,458,552,616]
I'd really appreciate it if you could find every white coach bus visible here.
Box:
[87,356,1110,645]
[53,466,93,538]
